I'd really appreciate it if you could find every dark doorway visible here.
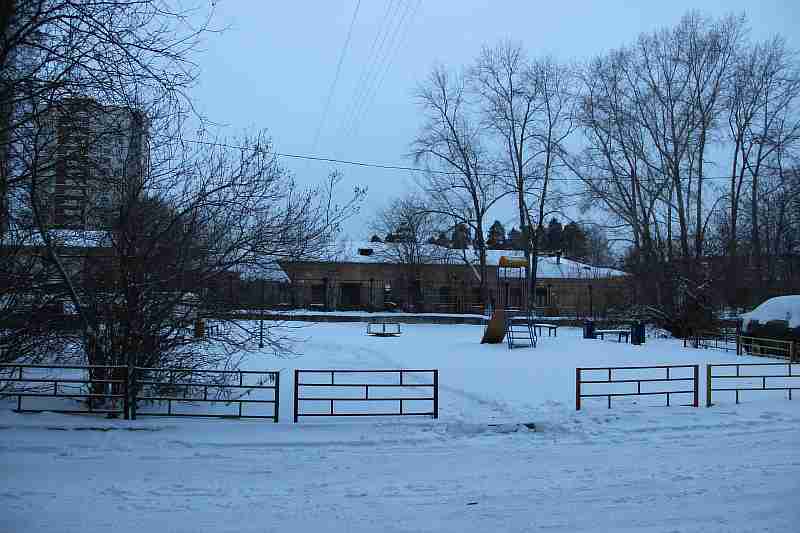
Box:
[535,287,548,307]
[311,284,325,306]
[340,283,362,308]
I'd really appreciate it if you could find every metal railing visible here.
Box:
[706,362,798,406]
[0,363,128,418]
[293,369,438,422]
[576,365,699,410]
[132,367,279,421]
[737,336,796,361]
[366,321,401,336]
[684,330,738,352]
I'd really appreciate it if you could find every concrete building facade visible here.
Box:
[38,98,148,230]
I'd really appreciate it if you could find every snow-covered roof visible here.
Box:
[295,240,626,280]
[235,261,290,282]
[484,249,625,277]
[503,255,627,280]
[326,240,462,265]
[741,295,800,330]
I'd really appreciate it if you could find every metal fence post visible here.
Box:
[693,365,699,407]
[123,366,130,420]
[575,368,581,411]
[706,365,712,408]
[273,371,280,423]
[433,369,439,419]
[130,367,137,420]
[293,369,299,423]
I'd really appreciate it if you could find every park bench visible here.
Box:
[533,323,559,337]
[595,329,630,343]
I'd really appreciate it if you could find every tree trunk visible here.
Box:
[0,0,14,234]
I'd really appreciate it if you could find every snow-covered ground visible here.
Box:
[1,324,798,532]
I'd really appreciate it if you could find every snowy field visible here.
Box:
[1,323,799,532]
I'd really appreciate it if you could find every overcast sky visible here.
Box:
[191,0,800,239]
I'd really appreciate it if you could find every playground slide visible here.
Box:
[481,307,506,344]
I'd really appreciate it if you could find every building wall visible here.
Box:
[279,261,627,316]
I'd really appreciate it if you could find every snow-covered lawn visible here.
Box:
[1,324,798,532]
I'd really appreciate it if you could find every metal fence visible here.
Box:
[576,365,699,410]
[293,369,438,422]
[706,362,798,406]
[0,364,279,421]
[684,330,738,352]
[131,367,279,421]
[366,321,401,337]
[0,363,128,418]
[737,336,797,361]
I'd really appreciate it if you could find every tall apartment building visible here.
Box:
[39,98,148,230]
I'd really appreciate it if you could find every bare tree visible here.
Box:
[524,57,578,296]
[472,44,576,309]
[368,193,449,312]
[570,12,752,331]
[1,0,364,382]
[571,11,800,329]
[370,193,447,266]
[725,35,800,302]
[410,65,505,307]
[573,47,673,307]
[472,43,537,278]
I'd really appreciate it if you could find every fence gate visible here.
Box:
[706,362,798,406]
[0,363,129,418]
[293,369,438,422]
[576,365,699,410]
[131,367,280,421]
[1,364,281,421]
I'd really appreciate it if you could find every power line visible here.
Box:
[309,0,362,154]
[334,0,402,142]
[182,138,739,184]
[346,0,416,138]
[352,0,421,138]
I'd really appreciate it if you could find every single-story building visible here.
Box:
[275,241,628,317]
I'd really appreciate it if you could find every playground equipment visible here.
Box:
[367,319,401,337]
[480,256,537,349]
[505,310,537,349]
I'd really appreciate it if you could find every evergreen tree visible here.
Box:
[544,218,563,251]
[507,227,524,250]
[451,224,471,249]
[486,220,506,248]
[562,222,588,259]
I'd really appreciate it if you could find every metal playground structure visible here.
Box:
[481,256,537,349]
